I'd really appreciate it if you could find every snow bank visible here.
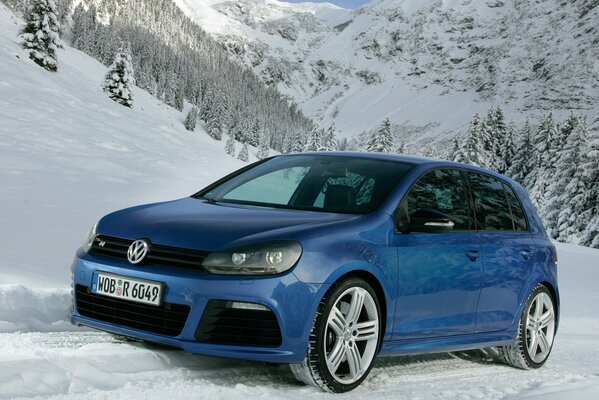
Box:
[0,285,73,333]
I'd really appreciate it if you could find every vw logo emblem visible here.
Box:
[127,239,150,264]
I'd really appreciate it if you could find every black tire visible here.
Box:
[289,277,382,393]
[495,284,556,369]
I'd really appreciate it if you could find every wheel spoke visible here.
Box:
[326,339,345,373]
[538,331,550,354]
[328,306,346,336]
[539,309,554,328]
[345,344,363,378]
[528,331,538,356]
[346,289,365,324]
[532,297,543,319]
[526,317,536,333]
[355,320,378,341]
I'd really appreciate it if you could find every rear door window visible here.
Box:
[503,183,529,231]
[468,172,517,231]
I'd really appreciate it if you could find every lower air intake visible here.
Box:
[75,285,190,337]
[196,300,282,347]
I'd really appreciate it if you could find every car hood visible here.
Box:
[97,197,362,251]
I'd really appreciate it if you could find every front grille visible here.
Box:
[75,284,190,337]
[90,235,209,269]
[195,300,282,347]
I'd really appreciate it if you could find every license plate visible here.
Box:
[91,272,163,306]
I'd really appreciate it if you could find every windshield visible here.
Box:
[193,155,414,214]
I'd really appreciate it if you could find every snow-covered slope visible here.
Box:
[176,0,599,142]
[0,2,249,290]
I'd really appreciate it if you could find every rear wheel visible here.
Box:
[290,277,381,392]
[496,284,556,369]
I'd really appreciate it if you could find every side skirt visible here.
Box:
[379,331,516,357]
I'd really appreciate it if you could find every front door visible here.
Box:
[392,168,483,339]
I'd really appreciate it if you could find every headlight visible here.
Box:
[82,222,98,252]
[202,241,302,275]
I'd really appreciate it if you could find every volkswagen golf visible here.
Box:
[71,152,559,392]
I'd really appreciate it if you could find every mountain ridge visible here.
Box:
[177,0,599,144]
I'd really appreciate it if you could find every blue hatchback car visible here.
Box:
[71,153,559,392]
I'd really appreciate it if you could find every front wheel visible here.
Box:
[496,284,556,369]
[290,277,381,392]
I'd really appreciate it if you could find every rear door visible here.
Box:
[466,172,536,333]
[392,168,483,339]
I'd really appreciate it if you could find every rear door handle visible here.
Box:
[465,250,481,261]
[520,249,533,260]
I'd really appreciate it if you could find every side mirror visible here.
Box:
[398,208,455,233]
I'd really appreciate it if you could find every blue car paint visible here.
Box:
[70,153,559,363]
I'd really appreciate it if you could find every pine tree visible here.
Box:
[500,122,517,174]
[528,113,559,208]
[555,118,589,242]
[291,132,305,153]
[225,134,236,157]
[454,114,487,166]
[483,107,506,171]
[321,125,338,151]
[507,120,534,184]
[578,126,599,247]
[237,142,249,162]
[304,126,322,152]
[366,118,394,153]
[257,129,270,159]
[542,114,582,237]
[475,108,494,167]
[396,140,406,154]
[103,49,135,107]
[184,107,198,131]
[20,0,63,71]
[449,136,461,161]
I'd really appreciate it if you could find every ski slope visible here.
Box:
[0,3,598,399]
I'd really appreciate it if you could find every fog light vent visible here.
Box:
[195,300,282,347]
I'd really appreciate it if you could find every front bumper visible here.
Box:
[70,250,326,363]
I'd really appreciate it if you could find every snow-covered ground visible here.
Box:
[1,3,598,399]
[1,243,598,399]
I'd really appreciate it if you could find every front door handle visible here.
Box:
[465,250,481,261]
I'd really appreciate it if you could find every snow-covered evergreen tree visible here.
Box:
[102,49,135,107]
[237,142,249,162]
[449,136,461,161]
[321,125,338,151]
[396,140,406,154]
[554,118,589,242]
[184,107,198,131]
[291,132,305,153]
[502,122,517,173]
[576,125,599,247]
[454,114,487,166]
[304,126,322,151]
[366,118,394,153]
[20,0,62,71]
[528,113,559,208]
[257,129,270,159]
[507,120,534,184]
[225,134,236,157]
[541,114,582,237]
[483,107,506,171]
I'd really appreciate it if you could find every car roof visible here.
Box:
[281,151,520,186]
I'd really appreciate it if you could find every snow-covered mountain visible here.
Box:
[176,0,599,142]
